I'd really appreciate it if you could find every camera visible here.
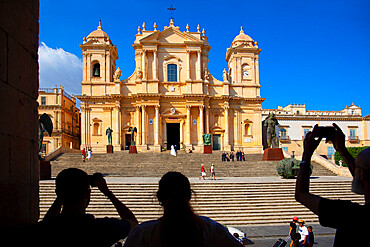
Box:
[88,173,99,187]
[316,126,335,139]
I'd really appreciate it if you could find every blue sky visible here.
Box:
[39,0,370,115]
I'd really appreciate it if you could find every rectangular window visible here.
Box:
[327,146,335,159]
[41,96,46,105]
[280,128,287,139]
[41,144,47,153]
[303,128,310,138]
[350,129,356,140]
[167,64,177,82]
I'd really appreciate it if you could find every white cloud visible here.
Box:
[38,42,82,96]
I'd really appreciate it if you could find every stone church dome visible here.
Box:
[86,21,112,44]
[231,26,255,47]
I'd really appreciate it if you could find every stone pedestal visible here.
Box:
[204,145,212,154]
[262,148,284,161]
[107,145,114,153]
[39,160,51,180]
[129,146,137,154]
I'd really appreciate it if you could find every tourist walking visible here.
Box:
[81,148,86,162]
[123,172,242,247]
[298,220,308,246]
[200,164,206,180]
[170,145,177,156]
[86,148,92,161]
[210,164,216,180]
[241,152,246,161]
[307,226,314,247]
[236,151,240,161]
[230,152,235,161]
[289,217,299,247]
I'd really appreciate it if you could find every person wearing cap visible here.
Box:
[33,168,138,247]
[295,123,370,246]
[297,219,308,246]
[289,216,299,247]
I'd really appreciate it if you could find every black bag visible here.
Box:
[272,238,287,247]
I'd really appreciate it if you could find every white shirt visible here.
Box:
[123,216,242,247]
[299,225,308,242]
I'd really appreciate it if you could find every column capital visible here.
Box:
[155,105,160,110]
[199,105,204,110]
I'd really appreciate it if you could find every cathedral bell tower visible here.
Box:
[80,21,118,96]
[225,26,261,98]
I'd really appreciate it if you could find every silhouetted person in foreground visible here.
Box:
[295,124,370,247]
[33,168,138,247]
[123,172,242,247]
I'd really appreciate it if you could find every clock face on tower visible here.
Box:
[243,71,249,77]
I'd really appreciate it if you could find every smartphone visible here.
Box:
[316,126,335,139]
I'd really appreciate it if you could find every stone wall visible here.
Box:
[0,0,39,227]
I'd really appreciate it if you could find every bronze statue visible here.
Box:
[106,127,113,145]
[128,127,137,146]
[264,113,279,148]
[38,113,53,159]
[202,133,212,145]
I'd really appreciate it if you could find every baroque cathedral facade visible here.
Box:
[78,20,264,153]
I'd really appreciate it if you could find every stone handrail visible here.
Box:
[311,153,352,177]
[43,146,80,161]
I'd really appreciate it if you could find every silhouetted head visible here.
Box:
[157,172,191,206]
[56,168,91,207]
[353,148,370,197]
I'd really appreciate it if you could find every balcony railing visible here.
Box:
[280,136,290,142]
[349,136,359,142]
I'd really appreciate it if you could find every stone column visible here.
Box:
[186,50,191,80]
[155,105,160,145]
[142,50,147,80]
[180,120,184,148]
[136,106,141,145]
[186,105,191,146]
[141,105,146,145]
[199,105,204,142]
[115,104,120,146]
[153,49,158,80]
[196,50,201,80]
[205,105,210,134]
[224,103,230,150]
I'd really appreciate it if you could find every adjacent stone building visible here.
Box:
[78,21,264,153]
[38,85,80,154]
[263,103,370,158]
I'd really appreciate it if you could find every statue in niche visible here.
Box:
[113,67,121,80]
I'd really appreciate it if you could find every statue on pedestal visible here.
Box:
[106,127,113,145]
[202,134,212,145]
[264,113,279,148]
[38,113,53,159]
[128,127,137,146]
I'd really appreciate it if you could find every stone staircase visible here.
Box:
[39,180,364,226]
[38,151,356,226]
[49,151,336,177]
